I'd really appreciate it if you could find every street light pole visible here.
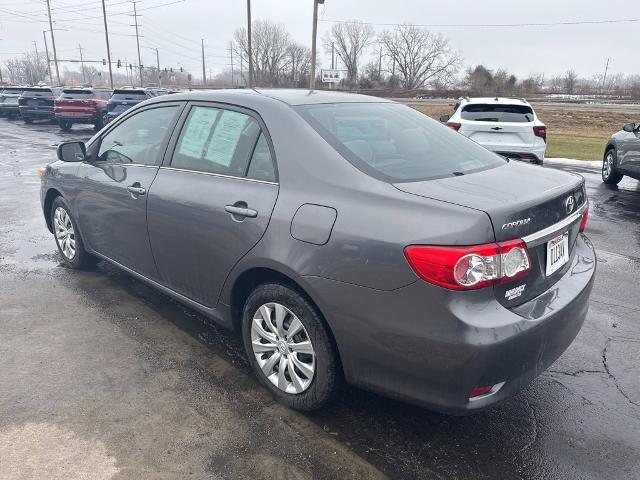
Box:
[43,31,53,85]
[156,48,161,87]
[246,0,253,88]
[310,0,324,90]
[201,39,206,86]
[45,0,60,85]
[101,0,114,89]
[132,1,143,87]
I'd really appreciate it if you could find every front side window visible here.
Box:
[97,106,179,165]
[171,106,261,177]
[461,104,534,123]
[296,102,505,182]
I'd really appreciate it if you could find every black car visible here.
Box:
[18,87,62,124]
[106,88,153,122]
[0,87,25,119]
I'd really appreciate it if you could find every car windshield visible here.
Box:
[461,104,534,123]
[61,90,94,99]
[110,90,147,101]
[296,102,505,182]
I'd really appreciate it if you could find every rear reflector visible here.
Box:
[404,239,531,290]
[445,121,461,131]
[533,125,547,142]
[579,206,589,232]
[469,381,506,401]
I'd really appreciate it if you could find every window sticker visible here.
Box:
[203,110,249,166]
[178,107,220,159]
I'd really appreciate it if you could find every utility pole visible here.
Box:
[246,0,253,87]
[43,31,53,85]
[378,48,382,80]
[240,55,243,86]
[32,40,40,84]
[155,48,161,87]
[131,1,143,87]
[201,39,206,86]
[101,0,114,89]
[78,44,86,84]
[331,42,335,69]
[602,57,611,93]
[230,45,234,87]
[45,0,60,85]
[33,41,39,58]
[310,0,324,90]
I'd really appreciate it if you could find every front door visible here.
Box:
[147,103,279,306]
[618,127,640,175]
[76,103,183,278]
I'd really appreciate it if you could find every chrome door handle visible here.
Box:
[127,185,146,195]
[225,205,257,218]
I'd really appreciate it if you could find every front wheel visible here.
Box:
[50,197,96,269]
[242,283,340,411]
[602,149,623,185]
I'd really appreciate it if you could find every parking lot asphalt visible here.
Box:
[1,118,639,480]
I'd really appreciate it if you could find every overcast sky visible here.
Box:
[0,0,637,81]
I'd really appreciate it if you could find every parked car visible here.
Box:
[41,90,595,414]
[54,88,113,131]
[440,97,547,164]
[18,86,62,124]
[106,87,153,122]
[0,87,25,119]
[602,122,640,184]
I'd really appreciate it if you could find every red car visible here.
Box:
[54,88,113,131]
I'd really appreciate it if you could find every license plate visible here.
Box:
[546,232,569,276]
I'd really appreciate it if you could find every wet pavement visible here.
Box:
[1,117,639,479]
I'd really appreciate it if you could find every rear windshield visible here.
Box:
[110,90,147,101]
[2,88,24,94]
[61,90,94,99]
[296,102,505,182]
[22,88,54,97]
[461,104,534,123]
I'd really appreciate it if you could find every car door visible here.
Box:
[75,102,184,278]
[146,102,279,307]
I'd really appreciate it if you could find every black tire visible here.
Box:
[50,196,97,269]
[23,117,33,124]
[59,120,72,131]
[241,283,340,411]
[94,113,107,131]
[602,148,623,185]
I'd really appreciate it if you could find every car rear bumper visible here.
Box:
[484,144,546,163]
[304,233,595,414]
[19,107,54,119]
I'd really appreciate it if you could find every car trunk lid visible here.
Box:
[394,161,587,307]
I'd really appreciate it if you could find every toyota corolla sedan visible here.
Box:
[40,89,595,414]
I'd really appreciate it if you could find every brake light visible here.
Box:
[404,239,531,290]
[579,207,588,232]
[533,125,547,142]
[445,121,461,131]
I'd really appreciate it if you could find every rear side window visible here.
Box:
[461,104,534,123]
[171,106,262,178]
[247,134,276,182]
[97,106,180,165]
[296,102,504,182]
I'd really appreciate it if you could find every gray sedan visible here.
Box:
[41,89,595,414]
[603,122,640,184]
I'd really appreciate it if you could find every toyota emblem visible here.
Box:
[565,195,576,214]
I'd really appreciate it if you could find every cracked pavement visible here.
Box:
[1,118,639,479]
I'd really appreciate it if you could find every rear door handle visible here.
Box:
[225,205,257,218]
[127,185,146,195]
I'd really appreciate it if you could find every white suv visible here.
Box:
[440,97,547,164]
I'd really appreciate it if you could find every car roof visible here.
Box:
[146,88,391,107]
[460,97,531,106]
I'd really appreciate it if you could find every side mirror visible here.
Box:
[439,114,451,123]
[57,141,86,162]
[622,123,636,133]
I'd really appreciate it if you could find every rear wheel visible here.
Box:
[241,283,340,411]
[94,113,107,131]
[602,148,623,185]
[58,120,72,131]
[50,197,96,269]
[23,117,33,124]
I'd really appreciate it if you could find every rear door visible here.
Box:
[459,104,537,152]
[147,102,279,307]
[617,129,640,175]
[75,102,184,278]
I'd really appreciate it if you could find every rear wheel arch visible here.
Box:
[228,266,343,370]
[43,188,63,233]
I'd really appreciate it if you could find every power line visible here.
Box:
[319,17,640,28]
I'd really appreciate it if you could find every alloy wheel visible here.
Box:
[251,302,316,394]
[53,207,76,260]
[603,152,613,179]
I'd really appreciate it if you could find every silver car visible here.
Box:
[41,89,595,414]
[603,122,640,184]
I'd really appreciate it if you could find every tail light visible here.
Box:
[533,125,547,142]
[579,207,589,232]
[404,239,531,290]
[445,121,461,132]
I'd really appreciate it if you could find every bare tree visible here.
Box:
[323,21,375,86]
[234,20,291,87]
[563,69,579,95]
[380,24,460,90]
[4,52,48,84]
[285,42,311,88]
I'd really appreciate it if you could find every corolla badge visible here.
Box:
[501,218,531,230]
[565,195,576,214]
